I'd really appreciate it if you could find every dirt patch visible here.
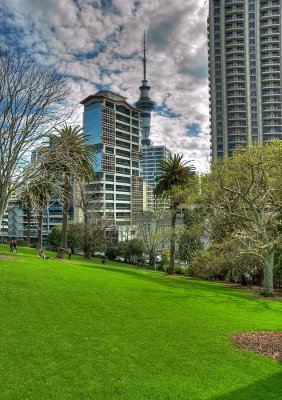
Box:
[249,294,282,301]
[232,331,282,362]
[0,255,20,262]
[225,282,282,294]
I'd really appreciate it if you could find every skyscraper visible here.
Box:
[208,0,282,161]
[80,90,143,231]
[135,33,171,209]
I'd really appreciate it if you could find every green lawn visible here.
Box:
[0,245,281,400]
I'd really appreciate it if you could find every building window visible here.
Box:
[105,174,114,182]
[116,104,130,115]
[105,184,114,191]
[105,101,114,109]
[116,176,130,183]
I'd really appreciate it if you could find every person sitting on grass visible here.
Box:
[38,249,50,260]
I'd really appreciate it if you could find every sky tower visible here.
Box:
[134,31,156,146]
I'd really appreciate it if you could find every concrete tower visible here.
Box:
[134,32,157,146]
[208,0,282,161]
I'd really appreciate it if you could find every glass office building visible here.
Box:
[80,90,143,227]
[208,0,282,161]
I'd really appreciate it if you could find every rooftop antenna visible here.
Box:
[143,30,147,82]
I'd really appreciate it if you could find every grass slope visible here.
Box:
[0,245,281,400]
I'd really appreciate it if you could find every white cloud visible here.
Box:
[1,0,210,170]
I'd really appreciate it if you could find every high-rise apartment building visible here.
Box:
[208,0,282,160]
[80,90,143,229]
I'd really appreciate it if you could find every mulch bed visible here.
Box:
[0,255,20,262]
[232,331,282,362]
[224,282,282,300]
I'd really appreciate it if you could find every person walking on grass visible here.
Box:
[9,240,13,252]
[13,240,17,253]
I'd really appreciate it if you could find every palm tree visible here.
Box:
[46,125,95,259]
[154,154,194,275]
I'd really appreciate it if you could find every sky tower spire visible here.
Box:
[134,31,156,145]
[143,30,147,82]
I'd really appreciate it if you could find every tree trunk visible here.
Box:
[83,213,92,259]
[168,204,177,275]
[57,178,70,259]
[26,206,31,247]
[261,245,275,297]
[149,250,155,269]
[0,194,9,234]
[37,210,43,249]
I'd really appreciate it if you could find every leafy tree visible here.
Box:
[47,223,80,253]
[47,226,61,247]
[202,142,282,296]
[178,207,203,264]
[154,154,195,274]
[0,45,71,228]
[118,239,144,263]
[44,125,96,259]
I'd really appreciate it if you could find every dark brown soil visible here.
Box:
[0,255,20,262]
[232,331,282,362]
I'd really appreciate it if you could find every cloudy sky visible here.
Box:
[1,0,210,170]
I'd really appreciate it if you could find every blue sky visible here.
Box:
[0,0,209,170]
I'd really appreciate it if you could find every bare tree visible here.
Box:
[134,207,167,268]
[0,45,72,227]
[74,180,107,259]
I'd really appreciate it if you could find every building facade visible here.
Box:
[208,0,282,160]
[141,145,171,209]
[80,90,143,229]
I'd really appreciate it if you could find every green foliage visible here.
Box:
[105,244,120,261]
[16,238,27,247]
[154,153,195,275]
[47,226,62,246]
[47,224,81,252]
[154,154,195,199]
[118,239,144,263]
[178,207,203,263]
[189,239,263,284]
[201,141,282,295]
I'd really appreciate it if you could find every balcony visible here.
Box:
[225,23,244,32]
[261,52,280,59]
[225,6,243,15]
[260,30,280,37]
[261,20,280,28]
[226,69,245,76]
[261,59,280,66]
[225,0,243,4]
[260,44,280,52]
[225,15,244,22]
[260,36,280,44]
[260,2,280,11]
[260,11,280,20]
[262,98,281,104]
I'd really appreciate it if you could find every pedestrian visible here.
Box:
[13,240,17,253]
[68,248,72,260]
[9,240,13,252]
